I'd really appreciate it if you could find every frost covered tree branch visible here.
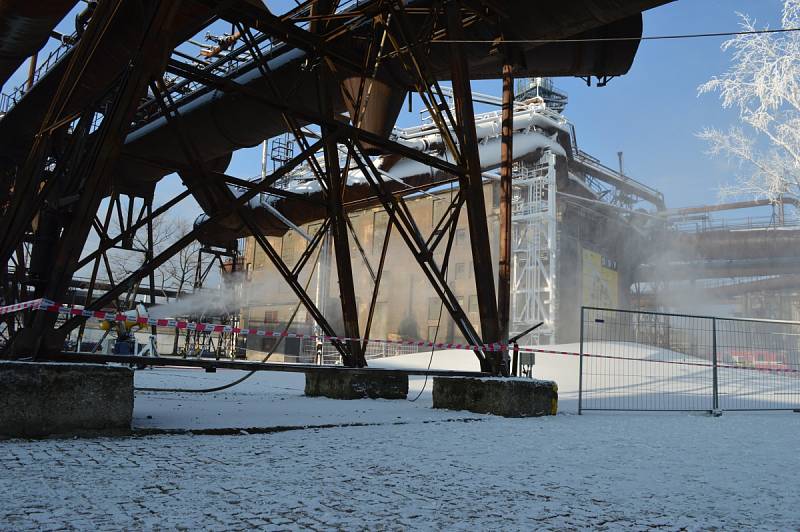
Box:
[698,0,800,202]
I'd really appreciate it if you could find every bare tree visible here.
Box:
[698,0,800,201]
[161,219,200,299]
[105,209,199,305]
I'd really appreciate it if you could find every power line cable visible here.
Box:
[433,26,800,45]
[409,184,456,402]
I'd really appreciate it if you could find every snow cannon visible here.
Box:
[99,303,148,332]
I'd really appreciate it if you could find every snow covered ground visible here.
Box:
[2,346,799,529]
[130,346,578,431]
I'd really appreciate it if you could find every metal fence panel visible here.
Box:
[715,317,800,410]
[579,307,800,413]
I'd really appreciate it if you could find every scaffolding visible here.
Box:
[510,151,558,344]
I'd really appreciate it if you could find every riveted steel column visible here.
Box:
[498,63,514,349]
[446,2,502,374]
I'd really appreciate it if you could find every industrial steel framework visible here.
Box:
[0,0,668,375]
[510,153,558,345]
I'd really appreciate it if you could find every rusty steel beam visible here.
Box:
[320,70,365,368]
[446,1,502,374]
[497,62,514,345]
[11,1,189,357]
[345,138,486,364]
[212,0,365,73]
[147,79,352,363]
[76,189,193,269]
[0,0,128,268]
[56,136,330,338]
[217,173,326,206]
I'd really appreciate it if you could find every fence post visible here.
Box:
[712,317,720,415]
[579,306,584,415]
[512,342,519,377]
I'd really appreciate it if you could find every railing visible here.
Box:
[240,335,432,365]
[297,339,428,365]
[579,306,800,413]
[672,214,800,233]
[0,34,76,115]
[572,149,665,208]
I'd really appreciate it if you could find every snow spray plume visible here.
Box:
[148,271,284,319]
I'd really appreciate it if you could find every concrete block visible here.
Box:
[432,377,557,417]
[0,361,133,438]
[305,369,408,400]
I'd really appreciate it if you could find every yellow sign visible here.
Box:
[582,249,619,308]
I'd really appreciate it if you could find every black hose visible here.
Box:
[135,245,320,393]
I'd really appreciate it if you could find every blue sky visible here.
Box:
[1,0,786,215]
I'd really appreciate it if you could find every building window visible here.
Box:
[282,233,296,266]
[428,297,442,321]
[455,228,466,246]
[264,310,278,324]
[454,262,466,279]
[468,295,478,313]
[372,211,389,253]
[427,325,440,342]
[308,222,322,241]
[348,213,362,253]
[432,198,449,228]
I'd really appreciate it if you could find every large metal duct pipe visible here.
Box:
[114,3,665,190]
[671,229,800,261]
[634,257,800,282]
[0,0,78,89]
[117,47,333,190]
[340,76,406,155]
[708,275,800,298]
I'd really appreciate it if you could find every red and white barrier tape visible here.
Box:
[0,298,47,316]
[4,298,513,352]
[3,298,800,374]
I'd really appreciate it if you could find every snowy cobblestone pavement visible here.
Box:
[2,412,800,530]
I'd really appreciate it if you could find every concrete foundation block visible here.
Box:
[0,361,133,438]
[432,377,558,417]
[305,369,408,400]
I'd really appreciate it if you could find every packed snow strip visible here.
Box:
[133,368,483,431]
[132,339,798,431]
[132,345,572,431]
[4,411,800,529]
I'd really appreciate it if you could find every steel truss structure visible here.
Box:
[510,153,558,345]
[0,0,669,375]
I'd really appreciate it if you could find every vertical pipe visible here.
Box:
[314,232,331,364]
[579,306,585,415]
[497,63,514,347]
[512,342,519,377]
[261,140,267,179]
[146,201,157,339]
[26,53,38,91]
[547,152,557,339]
